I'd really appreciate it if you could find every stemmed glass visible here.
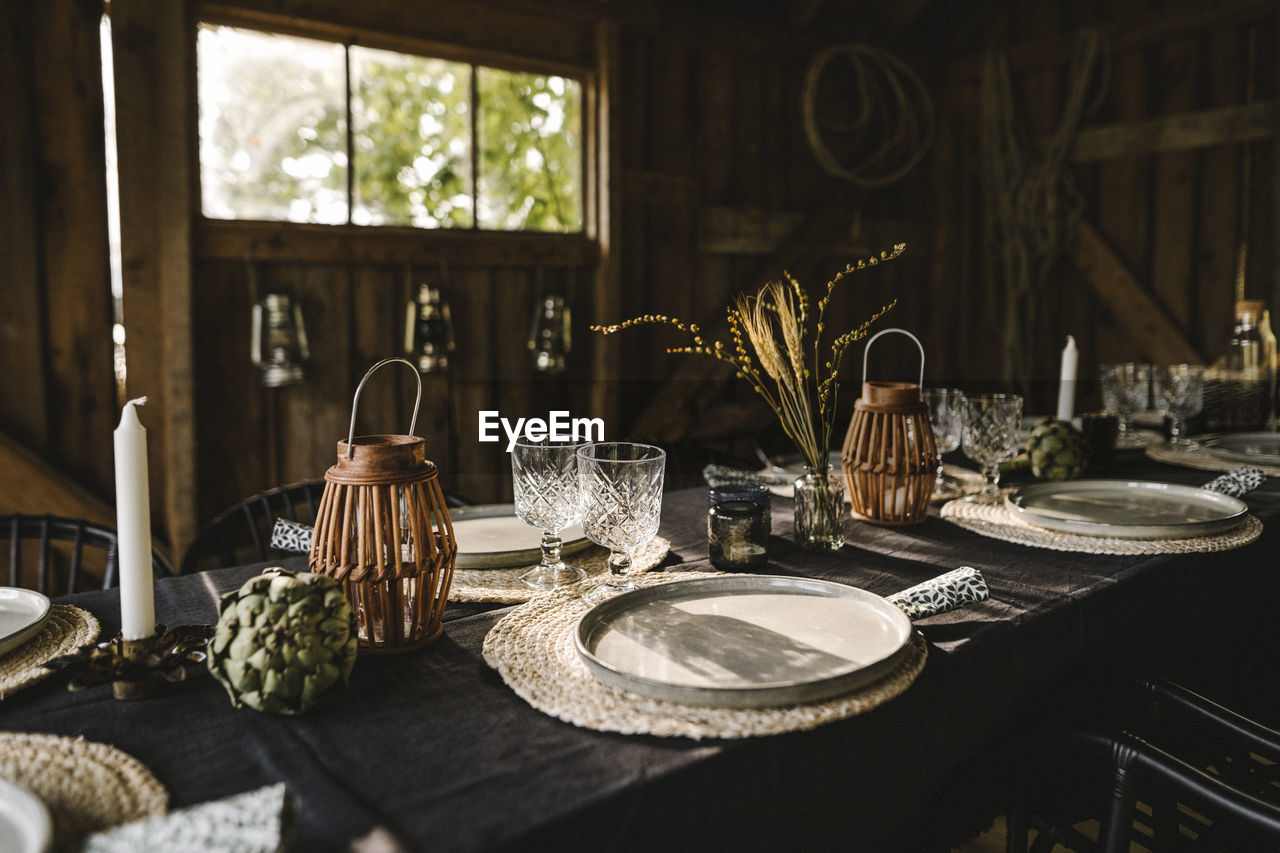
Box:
[577,442,665,605]
[1153,364,1205,447]
[962,394,1023,497]
[922,388,965,499]
[1100,363,1152,448]
[511,439,587,590]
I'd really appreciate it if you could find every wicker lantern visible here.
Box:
[309,358,457,654]
[841,329,938,525]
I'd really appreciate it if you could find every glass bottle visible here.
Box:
[1206,300,1267,431]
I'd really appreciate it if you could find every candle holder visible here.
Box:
[841,328,938,525]
[707,484,771,570]
[42,624,214,700]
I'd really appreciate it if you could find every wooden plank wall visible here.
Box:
[928,0,1279,414]
[0,0,119,505]
[7,0,1277,561]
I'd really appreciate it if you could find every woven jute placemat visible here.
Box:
[0,731,167,851]
[1145,442,1280,477]
[450,536,672,604]
[941,493,1262,555]
[0,605,100,699]
[482,570,928,740]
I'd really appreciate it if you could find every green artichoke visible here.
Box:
[208,568,357,714]
[1026,417,1090,481]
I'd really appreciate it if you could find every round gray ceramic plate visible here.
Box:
[576,575,913,708]
[1195,432,1280,466]
[451,504,591,569]
[0,588,51,657]
[1006,480,1249,540]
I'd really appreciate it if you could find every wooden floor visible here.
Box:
[953,816,1010,853]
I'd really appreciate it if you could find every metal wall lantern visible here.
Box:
[251,290,310,388]
[404,282,456,374]
[528,294,571,374]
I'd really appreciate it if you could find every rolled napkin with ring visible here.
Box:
[887,566,989,620]
[1201,466,1266,498]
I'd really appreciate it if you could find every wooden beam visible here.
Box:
[0,431,116,529]
[196,220,600,266]
[1071,101,1277,163]
[951,0,1274,80]
[113,0,199,559]
[1068,219,1205,365]
[590,20,621,433]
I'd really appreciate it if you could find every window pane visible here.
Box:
[351,47,473,229]
[476,68,582,232]
[197,25,348,224]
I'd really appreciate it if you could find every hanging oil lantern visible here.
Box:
[841,328,938,525]
[309,358,457,653]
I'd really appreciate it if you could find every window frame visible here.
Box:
[191,5,599,264]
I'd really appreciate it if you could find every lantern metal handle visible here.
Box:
[346,357,423,457]
[861,327,925,388]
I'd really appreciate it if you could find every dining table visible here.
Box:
[2,447,1278,852]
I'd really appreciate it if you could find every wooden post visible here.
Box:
[111,0,198,562]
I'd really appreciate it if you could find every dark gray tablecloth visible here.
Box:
[3,450,1278,852]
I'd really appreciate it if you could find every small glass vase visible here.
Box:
[793,465,845,551]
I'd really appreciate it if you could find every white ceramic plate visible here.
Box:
[450,504,591,569]
[0,588,52,657]
[576,575,913,708]
[0,778,52,853]
[1196,432,1280,466]
[1006,480,1249,540]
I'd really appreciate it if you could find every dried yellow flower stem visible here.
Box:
[592,244,906,472]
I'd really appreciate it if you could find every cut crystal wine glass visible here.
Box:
[1154,364,1205,447]
[512,439,587,590]
[1100,363,1152,448]
[577,442,665,605]
[922,388,965,499]
[961,393,1023,497]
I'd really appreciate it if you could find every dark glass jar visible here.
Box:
[707,484,771,570]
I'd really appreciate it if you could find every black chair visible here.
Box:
[183,480,471,574]
[1,514,174,595]
[1006,675,1280,853]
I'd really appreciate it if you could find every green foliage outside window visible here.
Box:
[198,24,583,233]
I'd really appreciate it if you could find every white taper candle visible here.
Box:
[1056,335,1078,421]
[114,397,155,640]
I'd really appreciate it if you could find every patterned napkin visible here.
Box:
[82,783,296,853]
[887,567,989,620]
[1201,466,1266,498]
[270,518,313,554]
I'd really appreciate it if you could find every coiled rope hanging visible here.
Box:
[801,44,936,188]
[979,28,1108,394]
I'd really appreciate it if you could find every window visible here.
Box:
[197,24,583,233]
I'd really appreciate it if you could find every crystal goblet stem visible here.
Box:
[512,439,586,590]
[577,442,665,606]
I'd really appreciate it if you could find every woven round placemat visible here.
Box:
[0,605,100,699]
[0,731,167,851]
[940,493,1263,555]
[482,570,928,740]
[1145,442,1280,477]
[450,536,672,604]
